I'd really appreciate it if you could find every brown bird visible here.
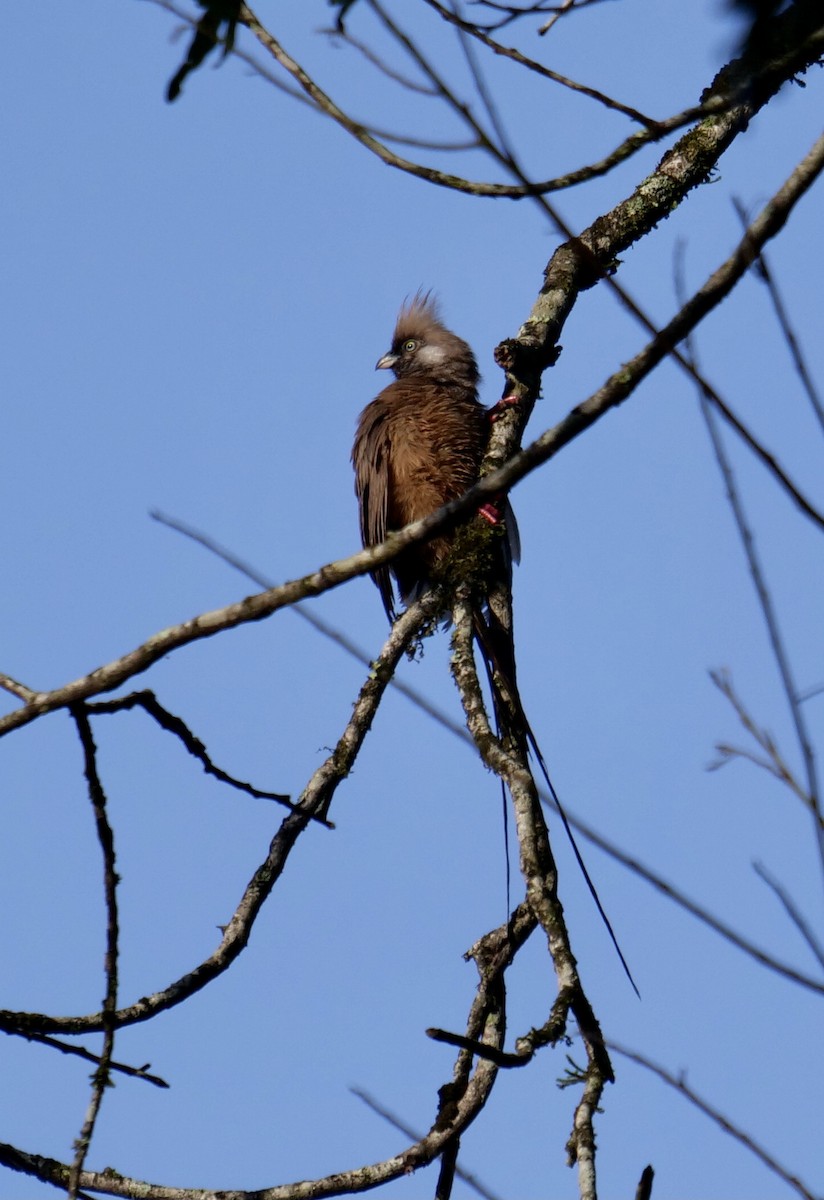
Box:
[353,294,638,994]
[352,291,511,623]
[353,291,523,758]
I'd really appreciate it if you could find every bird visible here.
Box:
[352,290,525,765]
[352,291,513,624]
[353,293,638,994]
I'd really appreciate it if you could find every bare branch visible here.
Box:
[450,594,611,1197]
[350,1089,506,1200]
[539,0,582,35]
[68,706,120,1199]
[323,24,440,96]
[609,1042,820,1200]
[151,508,479,735]
[699,378,824,874]
[0,529,456,740]
[753,861,824,971]
[435,1138,460,1200]
[0,672,37,703]
[85,689,310,820]
[3,1028,168,1088]
[733,196,824,437]
[426,0,661,127]
[709,670,812,803]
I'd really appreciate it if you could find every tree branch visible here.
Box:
[609,1042,820,1200]
[67,706,121,1198]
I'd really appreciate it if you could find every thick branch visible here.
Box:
[450,596,611,1198]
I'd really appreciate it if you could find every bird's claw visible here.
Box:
[488,394,520,423]
[478,501,503,526]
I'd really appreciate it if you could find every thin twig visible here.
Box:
[67,706,120,1199]
[539,0,577,35]
[753,861,824,970]
[733,197,824,437]
[609,1041,820,1200]
[698,363,824,879]
[427,0,661,127]
[350,1089,505,1200]
[8,1029,168,1088]
[85,689,320,823]
[233,0,819,202]
[435,1137,460,1200]
[324,24,440,95]
[0,673,37,703]
[709,668,811,807]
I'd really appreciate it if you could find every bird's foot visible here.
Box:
[488,393,520,423]
[478,499,504,526]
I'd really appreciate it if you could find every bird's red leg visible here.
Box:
[487,393,520,423]
[478,499,504,525]
[479,394,518,523]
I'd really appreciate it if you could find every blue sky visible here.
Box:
[1,3,823,1198]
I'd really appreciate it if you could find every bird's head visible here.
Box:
[376,292,479,389]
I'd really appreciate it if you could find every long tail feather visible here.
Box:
[473,607,640,998]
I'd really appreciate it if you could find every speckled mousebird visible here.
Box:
[352,293,638,995]
[352,291,516,622]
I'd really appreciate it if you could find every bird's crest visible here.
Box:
[393,290,445,344]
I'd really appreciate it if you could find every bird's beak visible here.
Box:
[375,352,397,371]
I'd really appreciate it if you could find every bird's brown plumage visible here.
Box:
[352,293,490,620]
[352,294,638,995]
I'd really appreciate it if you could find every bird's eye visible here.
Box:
[403,339,417,353]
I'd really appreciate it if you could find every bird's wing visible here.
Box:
[352,401,396,621]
